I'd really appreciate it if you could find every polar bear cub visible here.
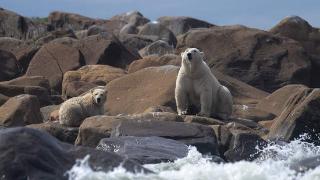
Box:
[175,48,233,120]
[59,87,107,127]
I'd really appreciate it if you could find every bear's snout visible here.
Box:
[187,53,192,60]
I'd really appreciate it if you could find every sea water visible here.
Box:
[67,134,320,180]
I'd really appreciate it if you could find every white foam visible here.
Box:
[67,135,320,180]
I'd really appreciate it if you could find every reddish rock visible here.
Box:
[177,25,311,92]
[25,42,84,92]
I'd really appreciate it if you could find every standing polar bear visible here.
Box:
[175,48,233,120]
[59,87,107,127]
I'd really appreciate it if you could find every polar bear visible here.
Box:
[175,48,233,120]
[59,87,107,127]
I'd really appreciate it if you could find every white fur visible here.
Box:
[59,88,107,127]
[175,48,233,120]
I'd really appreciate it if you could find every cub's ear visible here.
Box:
[200,52,205,59]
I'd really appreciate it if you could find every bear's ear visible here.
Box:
[180,52,184,57]
[200,52,205,59]
[90,89,94,94]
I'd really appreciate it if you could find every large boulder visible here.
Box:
[0,49,21,81]
[76,35,141,68]
[138,22,177,46]
[105,65,179,115]
[25,42,84,92]
[110,119,219,155]
[0,95,43,127]
[128,54,181,73]
[0,76,50,91]
[110,11,150,27]
[35,29,77,45]
[97,136,188,164]
[0,84,50,106]
[0,8,44,40]
[270,16,320,88]
[0,127,147,180]
[62,65,126,98]
[0,37,38,73]
[267,86,320,144]
[177,25,312,92]
[157,16,214,36]
[28,121,78,144]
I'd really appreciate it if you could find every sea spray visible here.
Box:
[67,135,320,180]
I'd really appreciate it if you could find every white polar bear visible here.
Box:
[175,48,233,120]
[59,87,107,127]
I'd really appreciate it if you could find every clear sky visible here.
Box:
[1,0,320,30]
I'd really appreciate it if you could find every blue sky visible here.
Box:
[1,0,320,30]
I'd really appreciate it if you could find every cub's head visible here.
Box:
[181,48,204,64]
[91,88,107,105]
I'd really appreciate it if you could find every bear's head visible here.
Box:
[91,88,107,105]
[181,48,204,64]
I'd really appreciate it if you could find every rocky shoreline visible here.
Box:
[0,7,320,179]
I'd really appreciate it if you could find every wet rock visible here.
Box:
[0,127,147,180]
[97,136,188,164]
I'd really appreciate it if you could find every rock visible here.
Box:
[157,16,214,36]
[256,85,308,116]
[210,125,232,156]
[35,29,77,45]
[25,42,84,92]
[270,16,320,88]
[110,11,150,27]
[0,8,43,40]
[119,23,139,35]
[62,65,126,98]
[0,94,9,106]
[232,104,276,122]
[106,65,179,115]
[0,84,50,106]
[76,34,140,68]
[28,121,78,144]
[87,25,108,36]
[267,86,320,144]
[48,11,99,30]
[97,136,188,164]
[138,22,177,46]
[176,25,311,92]
[40,105,60,122]
[0,76,50,91]
[119,34,154,53]
[0,37,38,73]
[0,127,147,180]
[0,95,43,127]
[224,131,267,161]
[184,115,224,125]
[110,120,219,155]
[143,105,175,113]
[128,54,181,73]
[0,49,21,81]
[139,40,174,57]
[128,112,183,122]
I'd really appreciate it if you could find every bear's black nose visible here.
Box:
[97,98,101,103]
[187,53,192,60]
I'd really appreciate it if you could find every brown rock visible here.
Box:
[0,94,43,127]
[77,35,140,68]
[26,42,84,92]
[0,37,38,73]
[128,54,180,73]
[267,86,320,142]
[139,40,174,57]
[119,34,154,53]
[0,84,50,106]
[138,22,177,46]
[106,65,179,115]
[0,76,50,91]
[0,94,9,106]
[62,65,126,98]
[0,50,21,81]
[35,29,77,46]
[157,16,214,36]
[110,11,150,27]
[40,105,60,122]
[184,115,224,125]
[177,25,311,92]
[143,105,175,113]
[232,104,276,122]
[270,16,320,88]
[27,121,78,144]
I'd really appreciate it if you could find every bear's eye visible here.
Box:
[193,50,196,53]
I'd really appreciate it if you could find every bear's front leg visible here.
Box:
[175,85,188,116]
[198,89,212,117]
